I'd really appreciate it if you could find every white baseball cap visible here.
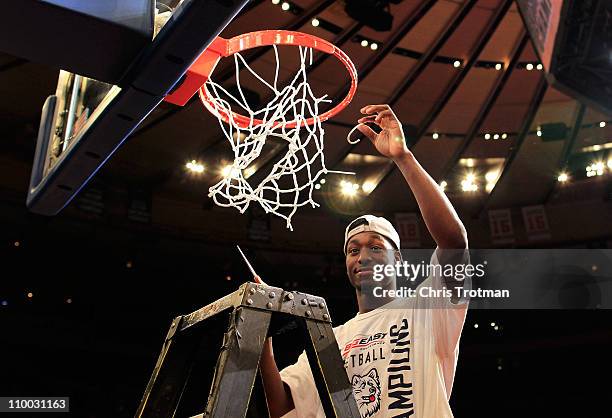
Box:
[344,215,401,254]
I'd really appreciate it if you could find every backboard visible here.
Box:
[27,0,251,215]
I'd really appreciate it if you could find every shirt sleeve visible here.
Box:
[279,351,325,418]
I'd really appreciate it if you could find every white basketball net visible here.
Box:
[205,45,353,230]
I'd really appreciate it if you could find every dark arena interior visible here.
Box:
[1,1,612,417]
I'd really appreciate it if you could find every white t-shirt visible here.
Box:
[280,250,469,418]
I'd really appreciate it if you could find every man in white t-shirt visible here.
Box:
[259,104,469,418]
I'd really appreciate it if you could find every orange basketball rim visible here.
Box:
[164,30,358,128]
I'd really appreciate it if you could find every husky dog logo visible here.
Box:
[351,368,381,417]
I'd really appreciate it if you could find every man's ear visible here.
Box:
[394,249,402,263]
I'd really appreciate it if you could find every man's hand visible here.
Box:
[357,104,410,161]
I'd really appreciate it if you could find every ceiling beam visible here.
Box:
[387,0,478,105]
[478,76,548,216]
[438,31,529,182]
[412,0,513,146]
[542,102,586,204]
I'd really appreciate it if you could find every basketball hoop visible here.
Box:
[164,30,358,230]
[165,30,357,124]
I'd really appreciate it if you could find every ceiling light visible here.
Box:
[579,142,612,153]
[320,178,326,184]
[495,63,503,71]
[461,180,478,192]
[485,171,499,182]
[536,63,543,70]
[536,128,542,137]
[586,162,605,177]
[311,18,320,27]
[484,133,491,140]
[586,167,595,177]
[493,134,499,140]
[362,181,375,193]
[360,39,369,47]
[461,173,478,192]
[244,167,256,178]
[186,160,204,173]
[501,133,507,139]
[232,131,246,141]
[314,183,321,190]
[453,60,461,68]
[432,132,439,140]
[341,181,358,196]
[281,2,290,11]
[600,121,606,128]
[222,165,240,178]
[440,180,447,191]
[370,42,378,50]
[557,172,568,182]
[526,63,534,71]
[272,0,280,4]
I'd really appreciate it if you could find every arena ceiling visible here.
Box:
[0,0,610,238]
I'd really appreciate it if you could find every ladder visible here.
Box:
[136,281,360,417]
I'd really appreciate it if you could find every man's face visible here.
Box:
[345,232,398,290]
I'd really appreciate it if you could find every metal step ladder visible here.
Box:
[136,282,360,418]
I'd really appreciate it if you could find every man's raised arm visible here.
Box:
[357,104,467,250]
[356,104,468,299]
